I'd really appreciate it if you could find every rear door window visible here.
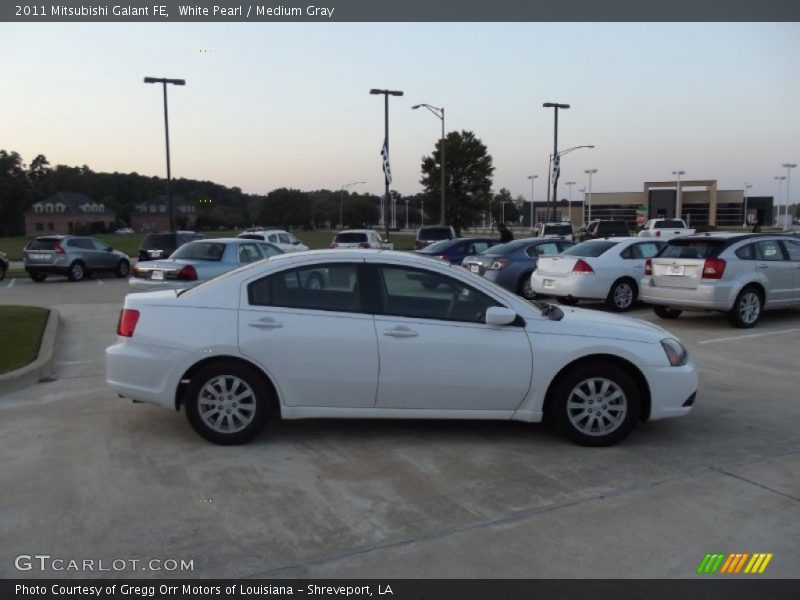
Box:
[780,239,800,261]
[756,240,785,261]
[735,243,756,260]
[248,263,361,313]
[563,241,618,257]
[534,242,560,256]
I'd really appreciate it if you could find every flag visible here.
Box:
[381,139,392,185]
[551,153,560,184]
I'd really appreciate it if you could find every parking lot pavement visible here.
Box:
[0,272,130,308]
[0,285,797,578]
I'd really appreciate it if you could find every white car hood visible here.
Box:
[533,305,669,343]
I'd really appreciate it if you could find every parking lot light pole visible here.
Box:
[774,176,787,226]
[542,102,570,221]
[405,198,409,229]
[743,182,753,228]
[371,88,404,241]
[527,175,538,231]
[672,170,686,220]
[579,187,587,225]
[782,163,796,230]
[339,181,365,230]
[412,103,446,225]
[144,77,185,233]
[585,169,597,223]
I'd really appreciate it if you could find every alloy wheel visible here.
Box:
[566,377,628,437]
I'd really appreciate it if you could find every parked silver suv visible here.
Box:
[24,235,131,282]
[640,233,800,328]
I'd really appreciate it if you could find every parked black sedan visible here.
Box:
[462,237,575,299]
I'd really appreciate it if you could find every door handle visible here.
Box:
[248,318,283,329]
[383,327,418,338]
[757,263,769,269]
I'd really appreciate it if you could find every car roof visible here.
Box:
[337,229,374,234]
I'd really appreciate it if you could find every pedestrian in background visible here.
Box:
[497,222,514,243]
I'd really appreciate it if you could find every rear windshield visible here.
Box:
[598,222,629,233]
[419,239,458,253]
[658,240,724,259]
[335,232,368,243]
[238,234,265,241]
[418,227,453,241]
[563,241,619,257]
[170,242,226,261]
[484,240,527,255]
[140,233,176,250]
[653,220,686,228]
[544,225,573,235]
[27,239,59,250]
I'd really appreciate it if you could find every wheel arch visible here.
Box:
[542,353,652,422]
[612,275,639,296]
[174,355,281,414]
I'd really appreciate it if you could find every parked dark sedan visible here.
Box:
[415,237,500,265]
[462,237,575,299]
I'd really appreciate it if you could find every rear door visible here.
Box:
[779,239,800,302]
[756,239,793,305]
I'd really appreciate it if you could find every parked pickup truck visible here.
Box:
[638,219,695,239]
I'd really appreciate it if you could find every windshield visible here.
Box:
[659,240,724,259]
[418,227,453,241]
[420,239,456,253]
[170,242,226,261]
[544,225,572,235]
[335,232,368,243]
[563,241,619,257]
[140,233,176,250]
[27,239,59,250]
[654,220,686,228]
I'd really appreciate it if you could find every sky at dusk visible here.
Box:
[2,22,799,202]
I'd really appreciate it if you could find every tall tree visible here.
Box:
[0,150,31,236]
[420,130,494,235]
[256,188,313,229]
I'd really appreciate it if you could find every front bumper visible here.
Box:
[646,359,698,420]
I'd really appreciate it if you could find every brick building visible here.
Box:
[130,195,198,232]
[25,193,116,236]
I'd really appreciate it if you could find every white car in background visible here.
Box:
[238,229,308,253]
[330,229,392,249]
[531,238,666,311]
[106,250,697,448]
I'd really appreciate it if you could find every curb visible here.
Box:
[0,308,60,397]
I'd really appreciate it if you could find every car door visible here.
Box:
[370,261,532,411]
[755,239,793,305]
[779,239,800,302]
[238,260,379,408]
[72,238,101,269]
[90,238,116,269]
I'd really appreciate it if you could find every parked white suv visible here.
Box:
[238,230,308,253]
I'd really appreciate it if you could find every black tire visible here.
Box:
[184,361,272,445]
[0,263,6,282]
[606,278,637,312]
[653,305,682,320]
[517,272,536,300]
[30,272,47,282]
[548,361,642,446]
[115,260,130,278]
[727,286,763,328]
[558,297,580,306]
[67,261,86,282]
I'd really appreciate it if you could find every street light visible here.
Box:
[144,76,186,233]
[500,200,509,225]
[579,187,587,225]
[774,176,787,226]
[542,102,570,221]
[743,182,753,228]
[672,170,686,220]
[585,169,598,223]
[370,88,404,241]
[545,144,594,223]
[527,175,538,231]
[339,181,365,229]
[565,181,576,224]
[412,103,446,226]
[782,163,797,230]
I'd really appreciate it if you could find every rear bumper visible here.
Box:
[640,277,734,310]
[531,273,607,300]
[25,265,69,275]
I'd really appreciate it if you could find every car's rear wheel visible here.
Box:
[0,263,6,282]
[607,278,637,312]
[517,273,536,300]
[30,272,46,282]
[653,305,682,320]
[184,361,271,445]
[549,362,641,446]
[67,261,85,282]
[115,260,130,278]
[558,297,580,306]
[728,286,762,328]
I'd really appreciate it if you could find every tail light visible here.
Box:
[358,242,370,249]
[415,241,423,249]
[571,259,595,274]
[644,258,653,276]
[330,242,339,248]
[489,257,510,270]
[55,241,66,254]
[117,309,140,337]
[176,265,198,280]
[702,258,726,280]
[439,254,451,262]
[656,230,661,237]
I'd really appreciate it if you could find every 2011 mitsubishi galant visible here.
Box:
[106,250,697,447]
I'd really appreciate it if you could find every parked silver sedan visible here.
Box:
[129,238,283,291]
[641,233,800,328]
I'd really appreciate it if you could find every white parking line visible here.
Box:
[698,328,800,345]
[97,279,104,285]
[6,278,14,288]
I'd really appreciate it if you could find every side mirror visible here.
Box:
[106,246,113,252]
[485,306,517,326]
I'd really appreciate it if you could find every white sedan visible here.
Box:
[531,238,666,311]
[106,250,696,447]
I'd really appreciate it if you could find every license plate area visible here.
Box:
[666,264,685,276]
[469,264,480,273]
[544,279,554,288]
[151,270,164,280]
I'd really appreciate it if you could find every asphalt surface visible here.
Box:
[0,275,798,579]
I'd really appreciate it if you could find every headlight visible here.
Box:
[661,338,688,367]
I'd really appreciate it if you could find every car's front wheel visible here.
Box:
[728,286,763,328]
[549,362,642,446]
[184,361,272,445]
[115,260,130,278]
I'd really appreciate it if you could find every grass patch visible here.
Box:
[0,306,50,375]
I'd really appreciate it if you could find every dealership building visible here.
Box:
[522,179,774,229]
